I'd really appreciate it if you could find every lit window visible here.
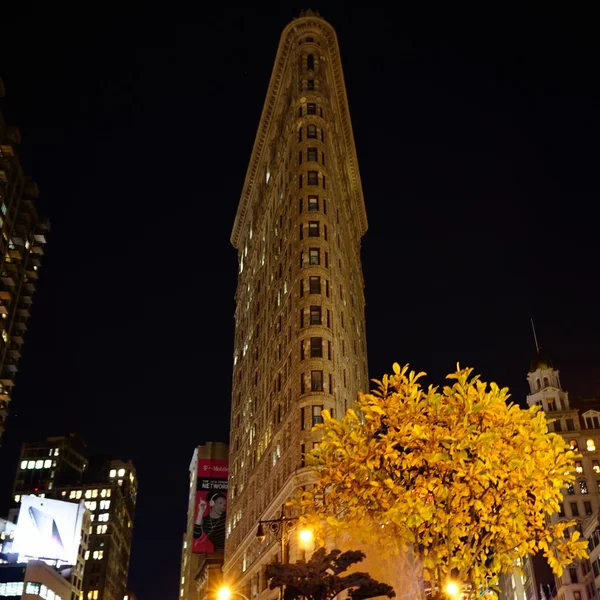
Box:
[20,461,27,470]
[92,489,98,498]
[85,490,92,499]
[70,491,77,499]
[311,371,324,392]
[14,495,20,503]
[587,439,596,452]
[85,550,90,561]
[571,440,579,451]
[576,461,583,474]
[26,582,41,595]
[27,460,35,470]
[54,449,59,456]
[100,500,111,510]
[110,469,117,478]
[312,404,324,425]
[593,460,600,474]
[580,479,589,494]
[309,248,320,265]
[76,490,82,499]
[35,460,43,469]
[118,468,126,477]
[44,459,52,469]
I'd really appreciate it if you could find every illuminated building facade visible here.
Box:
[0,80,50,443]
[179,442,228,600]
[12,435,137,600]
[517,357,600,600]
[224,10,368,597]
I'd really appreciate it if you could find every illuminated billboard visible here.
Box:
[12,495,85,565]
[192,458,228,553]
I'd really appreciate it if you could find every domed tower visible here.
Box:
[526,352,569,414]
[225,10,369,594]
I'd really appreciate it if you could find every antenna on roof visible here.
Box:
[531,318,540,354]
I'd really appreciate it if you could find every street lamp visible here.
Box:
[255,504,311,564]
[444,580,461,599]
[217,587,249,600]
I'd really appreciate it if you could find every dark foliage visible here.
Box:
[265,548,396,600]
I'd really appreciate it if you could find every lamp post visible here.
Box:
[255,504,313,600]
[217,587,250,600]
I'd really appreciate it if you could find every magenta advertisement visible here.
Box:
[192,458,228,553]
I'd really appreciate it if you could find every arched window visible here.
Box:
[307,54,314,70]
[570,439,579,451]
[543,377,549,388]
[536,378,541,390]
[307,124,317,139]
[587,438,596,452]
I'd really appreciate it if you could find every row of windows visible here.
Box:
[299,171,326,189]
[300,276,330,297]
[299,147,325,166]
[570,439,598,452]
[299,195,327,214]
[300,248,328,267]
[299,306,331,328]
[300,404,327,429]
[566,479,593,495]
[300,337,331,360]
[298,125,325,143]
[299,221,327,240]
[299,103,324,118]
[559,500,594,518]
[300,370,330,394]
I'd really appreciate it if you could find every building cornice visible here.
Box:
[231,15,367,248]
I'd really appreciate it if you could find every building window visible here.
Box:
[580,479,589,494]
[312,405,324,425]
[322,151,326,165]
[585,501,593,515]
[576,461,583,474]
[571,440,579,451]
[311,371,323,392]
[567,419,575,431]
[327,341,332,360]
[308,171,318,186]
[547,398,556,411]
[586,416,600,429]
[299,224,304,240]
[593,460,600,474]
[309,276,321,294]
[300,309,304,328]
[558,503,565,517]
[326,280,330,297]
[324,225,328,241]
[300,341,305,360]
[329,373,333,392]
[567,483,575,495]
[570,568,579,584]
[587,439,596,452]
[307,80,314,90]
[300,444,306,467]
[307,147,318,162]
[310,337,323,358]
[301,376,306,396]
[323,175,326,189]
[299,174,303,189]
[299,150,303,165]
[310,306,322,325]
[307,124,317,139]
[571,502,580,517]
[574,593,581,600]
[299,198,303,214]
[307,103,316,115]
[307,54,314,70]
[327,309,331,328]
[309,248,320,265]
[554,420,562,432]
[308,195,319,211]
[308,221,319,237]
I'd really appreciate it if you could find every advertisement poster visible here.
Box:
[12,495,85,565]
[192,458,228,553]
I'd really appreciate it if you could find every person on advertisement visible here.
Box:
[193,491,226,551]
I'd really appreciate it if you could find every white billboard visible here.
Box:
[12,495,85,565]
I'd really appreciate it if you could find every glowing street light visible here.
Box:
[298,528,314,551]
[445,581,461,599]
[217,587,249,600]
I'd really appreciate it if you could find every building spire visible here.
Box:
[531,318,540,354]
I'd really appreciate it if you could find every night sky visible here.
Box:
[1,2,599,599]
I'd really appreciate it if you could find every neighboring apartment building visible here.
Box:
[12,434,137,600]
[179,442,228,600]
[514,356,600,600]
[0,79,50,443]
[224,10,369,598]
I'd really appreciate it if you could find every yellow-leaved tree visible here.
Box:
[301,364,588,598]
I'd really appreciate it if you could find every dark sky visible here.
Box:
[1,2,599,599]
